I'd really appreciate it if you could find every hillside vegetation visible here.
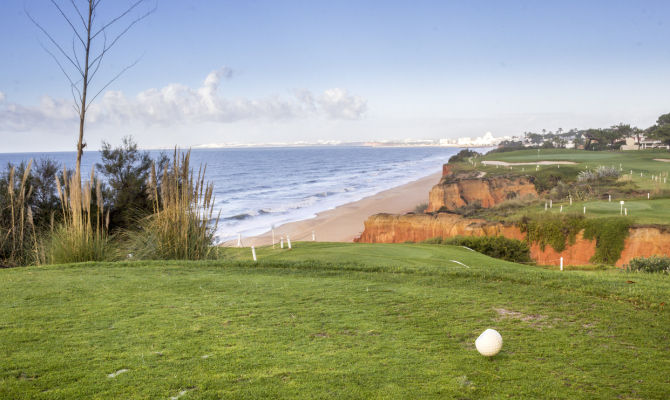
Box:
[445,149,670,226]
[1,242,668,399]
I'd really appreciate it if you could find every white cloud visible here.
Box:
[0,68,367,133]
[317,88,367,120]
[0,91,5,102]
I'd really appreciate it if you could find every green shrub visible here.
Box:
[625,256,670,274]
[45,167,114,264]
[578,166,621,182]
[583,217,631,264]
[125,149,220,260]
[46,223,115,264]
[97,136,169,232]
[519,214,584,252]
[414,202,428,213]
[518,214,631,265]
[425,235,531,263]
[0,161,38,267]
[448,149,479,164]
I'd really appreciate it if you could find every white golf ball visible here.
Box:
[475,328,503,356]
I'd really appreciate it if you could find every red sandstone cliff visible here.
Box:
[356,163,669,266]
[425,171,537,212]
[355,213,507,243]
[355,213,670,267]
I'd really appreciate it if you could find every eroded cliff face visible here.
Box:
[425,174,537,212]
[355,213,507,243]
[617,227,670,267]
[355,213,670,267]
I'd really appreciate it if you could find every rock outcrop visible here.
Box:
[355,213,509,243]
[356,163,670,267]
[617,227,670,267]
[425,172,537,212]
[356,213,670,267]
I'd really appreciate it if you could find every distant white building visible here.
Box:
[621,136,669,150]
[441,132,502,147]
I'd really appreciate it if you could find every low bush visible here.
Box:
[45,167,114,264]
[125,149,220,260]
[0,161,38,267]
[424,235,531,263]
[448,149,479,164]
[625,256,670,274]
[414,202,428,213]
[578,166,621,182]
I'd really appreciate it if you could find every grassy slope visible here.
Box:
[481,148,670,191]
[457,149,670,225]
[2,242,669,399]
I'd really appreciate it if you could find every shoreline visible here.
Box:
[227,171,442,247]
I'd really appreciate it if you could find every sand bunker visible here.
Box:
[653,158,670,163]
[482,160,577,166]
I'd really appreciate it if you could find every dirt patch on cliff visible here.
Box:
[482,160,578,166]
[653,158,670,163]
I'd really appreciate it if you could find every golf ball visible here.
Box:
[475,328,503,356]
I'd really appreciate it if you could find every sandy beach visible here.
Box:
[230,171,442,247]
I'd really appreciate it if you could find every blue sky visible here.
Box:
[1,0,669,152]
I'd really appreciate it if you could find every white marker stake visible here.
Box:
[569,196,572,205]
[312,231,315,241]
[550,199,553,208]
[608,194,611,202]
[620,200,624,215]
[251,246,257,262]
[545,202,548,211]
[625,208,628,216]
[583,206,586,214]
[560,257,563,271]
[237,234,242,247]
[280,237,284,249]
[560,205,563,213]
[648,192,650,199]
[287,235,292,249]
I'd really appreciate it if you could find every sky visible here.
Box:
[1,0,669,152]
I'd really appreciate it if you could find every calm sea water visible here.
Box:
[0,146,464,242]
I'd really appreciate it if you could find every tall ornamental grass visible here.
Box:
[46,167,113,264]
[0,161,39,266]
[127,149,220,260]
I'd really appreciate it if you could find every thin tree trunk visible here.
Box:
[76,0,93,181]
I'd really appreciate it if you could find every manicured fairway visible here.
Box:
[481,149,670,191]
[524,197,670,225]
[1,243,668,399]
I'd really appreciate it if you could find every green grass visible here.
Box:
[538,197,670,225]
[1,242,669,399]
[480,149,670,191]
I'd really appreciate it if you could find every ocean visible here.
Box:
[0,146,464,242]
